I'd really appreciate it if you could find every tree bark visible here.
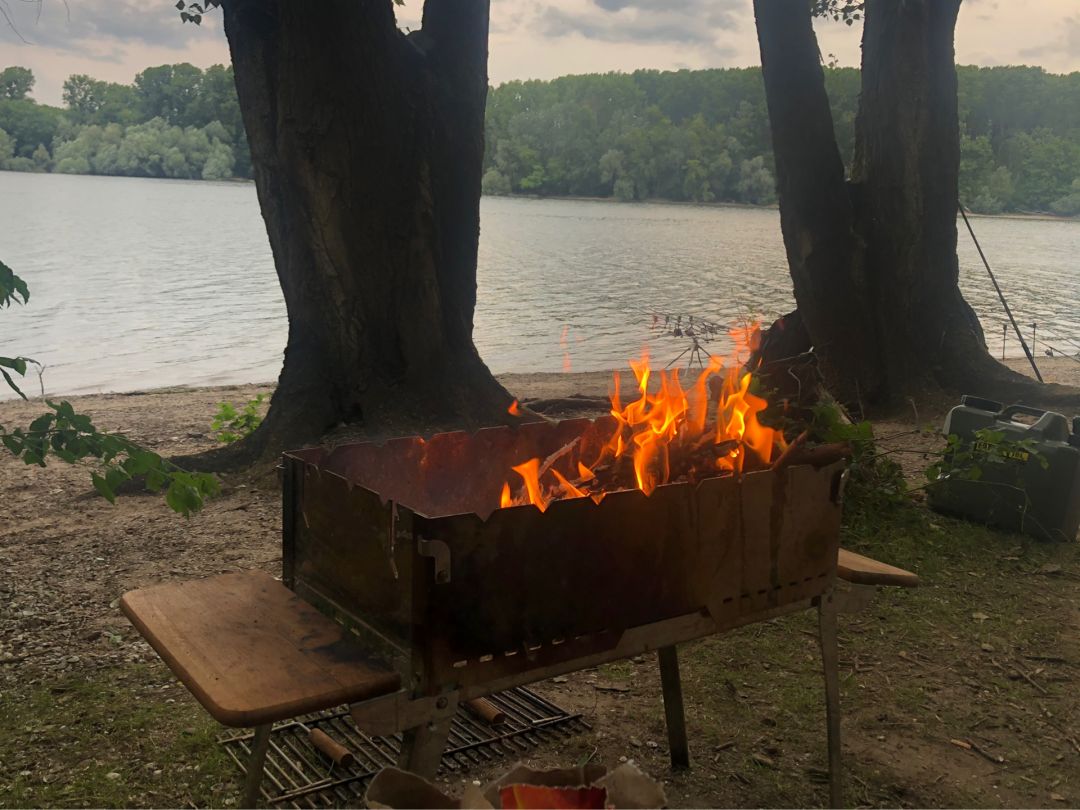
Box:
[210,0,512,465]
[754,0,1077,413]
[853,0,986,391]
[753,0,881,405]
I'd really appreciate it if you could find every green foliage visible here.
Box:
[481,167,511,196]
[1049,178,1080,216]
[4,59,1080,212]
[1,400,219,515]
[0,259,30,307]
[0,98,63,159]
[211,394,265,444]
[0,61,249,180]
[810,1,863,24]
[51,118,235,180]
[1,263,217,516]
[925,428,1049,486]
[175,0,222,26]
[485,72,777,204]
[810,404,908,518]
[0,126,13,164]
[0,66,34,100]
[63,74,138,127]
[483,65,1080,212]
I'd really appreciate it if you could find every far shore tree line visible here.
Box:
[0,64,248,181]
[2,62,1080,215]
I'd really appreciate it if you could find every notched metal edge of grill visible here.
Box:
[285,416,840,523]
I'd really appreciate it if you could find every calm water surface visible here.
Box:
[1,171,1078,399]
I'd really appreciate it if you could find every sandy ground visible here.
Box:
[1,360,1079,807]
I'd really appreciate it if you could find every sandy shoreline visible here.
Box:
[1,355,1076,418]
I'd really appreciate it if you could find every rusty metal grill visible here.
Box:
[220,687,588,806]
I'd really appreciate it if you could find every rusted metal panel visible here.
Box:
[287,459,416,647]
[283,419,844,694]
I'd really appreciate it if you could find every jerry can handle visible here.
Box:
[996,404,1047,422]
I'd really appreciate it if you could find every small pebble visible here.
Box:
[106,772,121,780]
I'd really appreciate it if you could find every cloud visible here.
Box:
[535,0,742,48]
[1018,15,1080,60]
[1,0,215,58]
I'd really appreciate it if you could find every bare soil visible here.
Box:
[1,361,1079,807]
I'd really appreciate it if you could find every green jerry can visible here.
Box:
[928,395,1080,542]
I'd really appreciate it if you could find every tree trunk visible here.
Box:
[852,0,992,392]
[753,0,881,404]
[754,0,1076,413]
[212,0,512,465]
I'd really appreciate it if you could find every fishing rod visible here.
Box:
[958,203,1043,382]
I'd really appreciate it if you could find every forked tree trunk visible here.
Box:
[214,0,512,464]
[754,0,1073,412]
[753,1,882,403]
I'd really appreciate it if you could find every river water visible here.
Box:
[1,171,1078,399]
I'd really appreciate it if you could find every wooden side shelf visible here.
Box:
[120,570,401,728]
[837,548,920,588]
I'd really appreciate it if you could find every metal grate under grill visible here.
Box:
[219,687,590,807]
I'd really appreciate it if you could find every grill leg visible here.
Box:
[658,645,690,769]
[398,717,452,778]
[818,591,842,808]
[242,723,272,808]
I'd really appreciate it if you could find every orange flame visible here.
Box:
[500,321,784,510]
[508,399,522,416]
[511,458,549,512]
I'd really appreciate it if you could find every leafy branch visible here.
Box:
[1,260,218,516]
[925,428,1049,485]
[810,0,864,25]
[809,404,1046,520]
[211,393,265,443]
[1,399,219,515]
[1,259,30,307]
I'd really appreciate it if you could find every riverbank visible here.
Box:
[1,363,1078,807]
[491,192,1080,223]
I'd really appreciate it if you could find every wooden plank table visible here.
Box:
[120,570,400,805]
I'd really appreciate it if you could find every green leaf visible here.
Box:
[69,413,94,432]
[146,468,167,492]
[91,473,117,505]
[0,356,29,375]
[104,466,131,492]
[165,480,193,516]
[28,412,54,434]
[1,367,26,400]
[0,260,29,307]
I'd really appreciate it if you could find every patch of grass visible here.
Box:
[598,659,635,682]
[0,664,237,808]
[658,497,1080,807]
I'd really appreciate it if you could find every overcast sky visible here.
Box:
[3,0,1079,106]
